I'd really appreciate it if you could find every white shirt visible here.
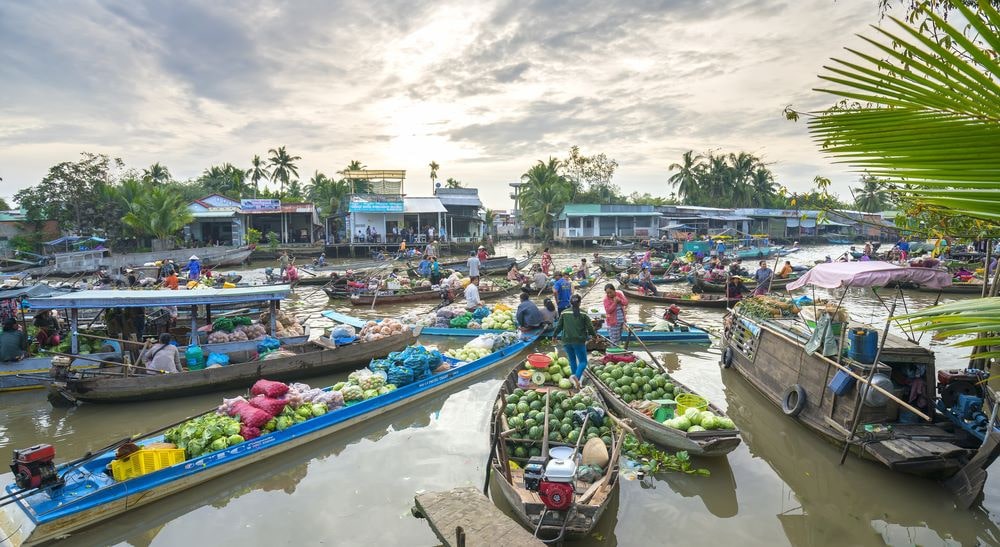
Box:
[465,283,481,309]
[467,256,481,277]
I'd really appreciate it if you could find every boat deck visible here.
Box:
[414,487,543,547]
[507,468,613,507]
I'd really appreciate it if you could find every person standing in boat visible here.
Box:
[429,256,442,286]
[417,255,432,278]
[552,294,597,389]
[602,283,629,346]
[466,250,481,278]
[552,271,573,314]
[541,247,553,275]
[140,333,181,374]
[477,245,489,263]
[715,239,726,260]
[187,255,201,281]
[778,260,794,279]
[277,250,290,278]
[895,238,910,262]
[753,260,773,296]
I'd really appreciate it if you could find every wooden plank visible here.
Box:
[414,487,543,547]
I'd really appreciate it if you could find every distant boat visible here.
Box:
[824,235,853,244]
[24,244,254,277]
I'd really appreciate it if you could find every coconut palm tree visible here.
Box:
[668,150,704,203]
[338,160,370,194]
[851,175,893,213]
[267,146,301,196]
[142,163,171,185]
[519,158,573,241]
[429,160,440,192]
[444,177,463,188]
[802,0,1000,358]
[749,167,777,207]
[121,186,193,243]
[248,155,271,197]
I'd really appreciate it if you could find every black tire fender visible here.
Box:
[721,346,734,368]
[781,384,807,417]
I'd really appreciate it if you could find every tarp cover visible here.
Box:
[786,262,953,291]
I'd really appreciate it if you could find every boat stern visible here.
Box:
[0,497,36,547]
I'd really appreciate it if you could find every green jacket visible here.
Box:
[0,330,27,362]
[553,310,596,345]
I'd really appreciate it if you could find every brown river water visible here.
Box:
[1,243,996,546]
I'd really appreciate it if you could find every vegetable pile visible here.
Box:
[358,319,411,342]
[590,359,677,404]
[207,323,269,343]
[259,310,305,338]
[332,368,399,401]
[662,407,735,433]
[164,414,245,459]
[449,312,474,329]
[444,346,492,361]
[366,344,442,387]
[503,387,613,460]
[734,295,800,319]
[528,350,574,389]
[481,304,515,331]
[443,332,519,362]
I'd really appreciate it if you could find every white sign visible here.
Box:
[240,199,281,211]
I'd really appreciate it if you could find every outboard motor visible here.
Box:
[537,458,577,512]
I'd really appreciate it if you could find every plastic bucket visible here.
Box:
[517,370,533,388]
[849,328,878,364]
[526,353,553,369]
[675,393,708,416]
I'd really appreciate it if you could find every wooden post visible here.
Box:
[70,308,79,354]
[190,305,198,346]
[269,300,277,336]
[206,304,212,326]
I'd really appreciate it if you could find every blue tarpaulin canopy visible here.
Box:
[44,235,108,246]
[26,285,292,310]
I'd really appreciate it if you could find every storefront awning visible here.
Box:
[404,197,447,214]
[191,211,236,219]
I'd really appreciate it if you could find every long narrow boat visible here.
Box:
[0,336,539,546]
[915,281,985,294]
[348,283,522,307]
[625,274,686,285]
[395,316,712,345]
[619,286,737,309]
[488,367,620,541]
[585,360,741,456]
[48,330,416,404]
[692,275,800,294]
[24,245,254,277]
[443,252,536,275]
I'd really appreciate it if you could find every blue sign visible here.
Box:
[350,201,403,213]
[240,199,281,211]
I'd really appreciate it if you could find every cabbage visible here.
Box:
[293,414,307,423]
[700,415,718,430]
[311,403,328,416]
[264,418,277,432]
[674,416,692,431]
[296,406,313,419]
[687,425,706,433]
[187,439,205,456]
[210,438,228,452]
[717,417,736,430]
[224,422,241,436]
[276,416,293,431]
[227,434,245,445]
[684,407,700,420]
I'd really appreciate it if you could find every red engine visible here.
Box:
[537,481,574,511]
[11,444,62,490]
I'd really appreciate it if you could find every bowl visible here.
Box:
[549,446,575,460]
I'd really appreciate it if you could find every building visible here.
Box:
[492,209,518,236]
[507,181,527,237]
[187,194,323,246]
[0,210,59,256]
[553,204,662,243]
[435,187,485,242]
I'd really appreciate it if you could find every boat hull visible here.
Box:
[0,355,108,392]
[445,253,536,275]
[619,287,736,309]
[26,246,254,277]
[1,337,537,546]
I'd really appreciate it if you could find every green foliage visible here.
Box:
[668,151,779,208]
[628,192,677,206]
[266,231,280,252]
[563,146,621,204]
[198,163,249,198]
[285,179,304,200]
[429,161,439,187]
[9,234,39,253]
[248,155,271,197]
[121,186,194,242]
[851,174,896,213]
[142,163,171,184]
[305,171,351,217]
[519,157,573,241]
[339,160,371,194]
[267,146,301,196]
[444,177,463,188]
[245,227,262,246]
[0,198,10,210]
[622,435,711,476]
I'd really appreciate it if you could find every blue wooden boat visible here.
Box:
[407,321,710,344]
[0,336,538,545]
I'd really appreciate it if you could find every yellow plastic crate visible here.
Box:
[111,448,186,481]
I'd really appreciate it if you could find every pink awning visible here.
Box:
[786,262,953,291]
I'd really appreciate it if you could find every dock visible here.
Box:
[413,487,543,547]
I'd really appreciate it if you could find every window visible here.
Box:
[584,218,593,228]
[635,217,651,228]
[569,217,582,228]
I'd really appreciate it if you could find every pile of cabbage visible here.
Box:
[164,414,245,459]
[444,346,492,362]
[663,407,736,433]
[443,331,519,361]
[481,304,516,331]
[332,368,399,402]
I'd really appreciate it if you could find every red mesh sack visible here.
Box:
[250,379,289,398]
[249,395,287,417]
[230,401,270,429]
[240,424,261,440]
[602,353,636,364]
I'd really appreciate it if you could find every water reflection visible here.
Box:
[651,457,739,518]
[722,370,1000,546]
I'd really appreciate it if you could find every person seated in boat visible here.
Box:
[32,310,61,348]
[728,258,748,277]
[753,260,773,296]
[539,298,557,327]
[163,270,180,290]
[1,317,28,362]
[864,242,873,257]
[506,262,526,284]
[515,292,544,335]
[726,276,750,300]
[465,276,484,311]
[954,267,976,282]
[638,267,658,296]
[187,255,201,280]
[529,266,548,293]
[314,253,327,267]
[778,260,794,279]
[284,263,300,283]
[576,257,590,279]
[417,256,431,277]
[140,333,181,374]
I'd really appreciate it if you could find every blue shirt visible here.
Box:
[516,300,544,329]
[898,241,909,252]
[553,278,572,308]
[717,242,726,253]
[188,260,201,277]
[417,259,431,276]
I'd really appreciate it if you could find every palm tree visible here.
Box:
[444,177,463,188]
[802,1,1000,363]
[306,171,351,216]
[142,163,171,184]
[267,146,301,196]
[338,160,369,193]
[429,160,440,192]
[851,175,893,213]
[121,186,193,243]
[749,167,777,207]
[248,155,270,197]
[519,158,572,241]
[668,151,704,203]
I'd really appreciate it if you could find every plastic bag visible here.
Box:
[466,333,497,350]
[229,401,271,428]
[257,336,281,354]
[240,424,262,440]
[369,358,393,373]
[387,365,414,387]
[251,379,289,398]
[248,395,288,417]
[330,325,356,339]
[472,307,490,320]
[206,352,231,366]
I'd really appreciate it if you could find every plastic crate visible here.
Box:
[827,369,856,396]
[111,447,186,481]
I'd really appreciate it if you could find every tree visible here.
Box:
[285,179,304,200]
[267,146,301,196]
[0,197,10,210]
[248,155,271,197]
[668,151,705,203]
[667,150,776,208]
[121,186,193,243]
[563,146,620,203]
[142,163,171,185]
[339,160,370,194]
[851,174,894,213]
[628,192,676,206]
[197,163,249,197]
[444,177,463,188]
[305,171,351,217]
[429,161,440,192]
[519,157,573,241]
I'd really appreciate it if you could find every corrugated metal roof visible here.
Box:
[27,285,292,310]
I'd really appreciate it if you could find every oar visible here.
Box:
[624,323,668,373]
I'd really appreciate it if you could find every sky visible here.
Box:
[0,0,892,209]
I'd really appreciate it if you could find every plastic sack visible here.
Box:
[649,321,674,332]
[257,336,281,354]
[466,333,497,350]
[229,401,271,429]
[240,424,262,440]
[251,379,289,398]
[387,365,414,387]
[206,352,230,367]
[602,353,637,364]
[472,307,490,320]
[330,325,356,339]
[369,358,393,373]
[248,395,288,417]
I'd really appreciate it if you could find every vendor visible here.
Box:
[32,310,61,347]
[416,257,431,278]
[187,255,201,280]
[552,271,573,313]
[539,298,557,327]
[0,317,28,362]
[778,260,794,279]
[163,270,179,290]
[576,257,590,279]
[515,292,544,333]
[726,276,750,300]
[464,276,483,311]
[139,333,181,374]
[530,267,548,292]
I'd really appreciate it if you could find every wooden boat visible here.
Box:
[48,330,416,404]
[916,281,985,294]
[625,274,685,285]
[444,252,536,275]
[24,245,254,277]
[585,363,741,456]
[824,235,853,244]
[349,282,522,307]
[488,368,620,541]
[692,275,799,294]
[722,262,1000,502]
[594,240,634,250]
[619,287,737,309]
[0,336,540,546]
[414,321,711,344]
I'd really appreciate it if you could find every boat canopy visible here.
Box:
[26,285,292,310]
[786,262,952,291]
[44,235,108,246]
[0,285,71,301]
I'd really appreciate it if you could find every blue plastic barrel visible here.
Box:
[849,328,878,364]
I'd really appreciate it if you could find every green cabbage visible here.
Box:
[227,434,245,445]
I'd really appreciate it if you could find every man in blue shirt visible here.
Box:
[515,292,544,334]
[416,256,431,277]
[552,272,573,313]
[716,240,726,259]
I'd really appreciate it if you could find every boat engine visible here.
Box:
[11,444,63,490]
[938,368,986,407]
[537,458,576,512]
[523,456,546,492]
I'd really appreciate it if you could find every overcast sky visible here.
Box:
[0,0,889,209]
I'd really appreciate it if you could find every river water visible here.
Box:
[1,243,996,546]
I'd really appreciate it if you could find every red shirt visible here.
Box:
[477,250,488,262]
